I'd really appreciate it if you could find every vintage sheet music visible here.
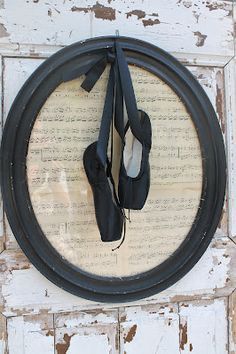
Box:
[27,65,202,277]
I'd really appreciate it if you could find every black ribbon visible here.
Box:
[81,52,115,93]
[96,63,115,167]
[78,42,144,169]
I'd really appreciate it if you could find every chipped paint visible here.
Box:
[179,299,228,354]
[142,18,160,27]
[120,304,179,352]
[0,232,235,317]
[179,322,188,350]
[0,23,9,37]
[177,0,193,8]
[0,0,232,57]
[126,10,146,19]
[229,290,236,353]
[46,329,54,336]
[216,70,225,133]
[120,313,127,322]
[124,324,137,343]
[193,31,207,47]
[7,315,54,354]
[55,309,118,328]
[29,48,40,57]
[182,1,192,8]
[0,314,6,354]
[54,310,118,353]
[71,2,116,21]
[56,333,74,354]
[206,2,232,17]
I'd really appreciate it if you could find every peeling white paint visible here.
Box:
[225,58,236,241]
[0,233,235,317]
[229,290,236,353]
[3,57,44,121]
[68,334,111,354]
[55,310,118,354]
[179,299,228,354]
[7,315,54,354]
[0,0,233,60]
[0,314,6,354]
[166,236,232,296]
[120,303,179,354]
[55,310,118,328]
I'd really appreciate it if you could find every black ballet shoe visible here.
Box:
[113,42,152,210]
[118,110,152,210]
[82,63,124,242]
[83,141,123,242]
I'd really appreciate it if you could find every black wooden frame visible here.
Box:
[0,36,226,302]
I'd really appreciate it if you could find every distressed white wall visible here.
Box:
[0,0,235,353]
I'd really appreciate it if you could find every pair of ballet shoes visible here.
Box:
[83,110,152,242]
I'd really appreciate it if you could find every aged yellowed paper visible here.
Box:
[27,65,202,277]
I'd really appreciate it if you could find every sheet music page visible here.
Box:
[27,65,202,277]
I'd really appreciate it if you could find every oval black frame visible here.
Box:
[1,36,226,302]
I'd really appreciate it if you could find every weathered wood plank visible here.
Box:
[92,0,234,58]
[189,66,228,235]
[0,44,230,67]
[229,289,236,354]
[7,314,54,354]
[0,314,6,354]
[224,58,236,242]
[179,298,228,354]
[0,232,235,316]
[0,0,233,62]
[3,57,44,121]
[119,303,179,354]
[3,57,44,250]
[54,309,119,354]
[189,66,225,133]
